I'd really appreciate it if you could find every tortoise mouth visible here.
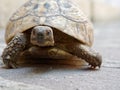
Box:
[37,40,54,47]
[30,26,54,47]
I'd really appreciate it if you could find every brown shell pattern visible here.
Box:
[6,0,94,46]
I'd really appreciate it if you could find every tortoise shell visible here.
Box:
[5,0,94,46]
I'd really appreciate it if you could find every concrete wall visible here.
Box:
[0,0,120,29]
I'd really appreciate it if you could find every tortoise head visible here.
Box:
[31,26,54,47]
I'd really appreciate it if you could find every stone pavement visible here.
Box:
[0,22,120,90]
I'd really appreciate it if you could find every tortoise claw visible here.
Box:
[2,58,18,69]
[10,61,18,69]
[90,65,96,69]
[88,54,102,69]
[89,64,101,69]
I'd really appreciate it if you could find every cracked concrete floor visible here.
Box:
[0,22,120,90]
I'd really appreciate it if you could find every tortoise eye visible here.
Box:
[46,30,51,35]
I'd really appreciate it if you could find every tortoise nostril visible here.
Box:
[38,33,44,40]
[38,33,43,36]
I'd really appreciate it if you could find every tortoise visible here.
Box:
[1,0,102,69]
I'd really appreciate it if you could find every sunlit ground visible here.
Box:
[0,0,120,89]
[0,21,120,90]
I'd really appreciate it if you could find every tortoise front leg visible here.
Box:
[1,33,27,68]
[70,45,102,69]
[58,44,102,69]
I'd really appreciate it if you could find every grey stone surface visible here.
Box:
[0,22,120,90]
[0,77,51,90]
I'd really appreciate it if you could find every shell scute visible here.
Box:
[6,0,93,46]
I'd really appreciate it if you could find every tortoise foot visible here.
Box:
[61,44,102,69]
[87,53,102,69]
[1,33,26,69]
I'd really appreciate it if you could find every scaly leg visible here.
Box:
[58,44,102,69]
[1,33,27,68]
